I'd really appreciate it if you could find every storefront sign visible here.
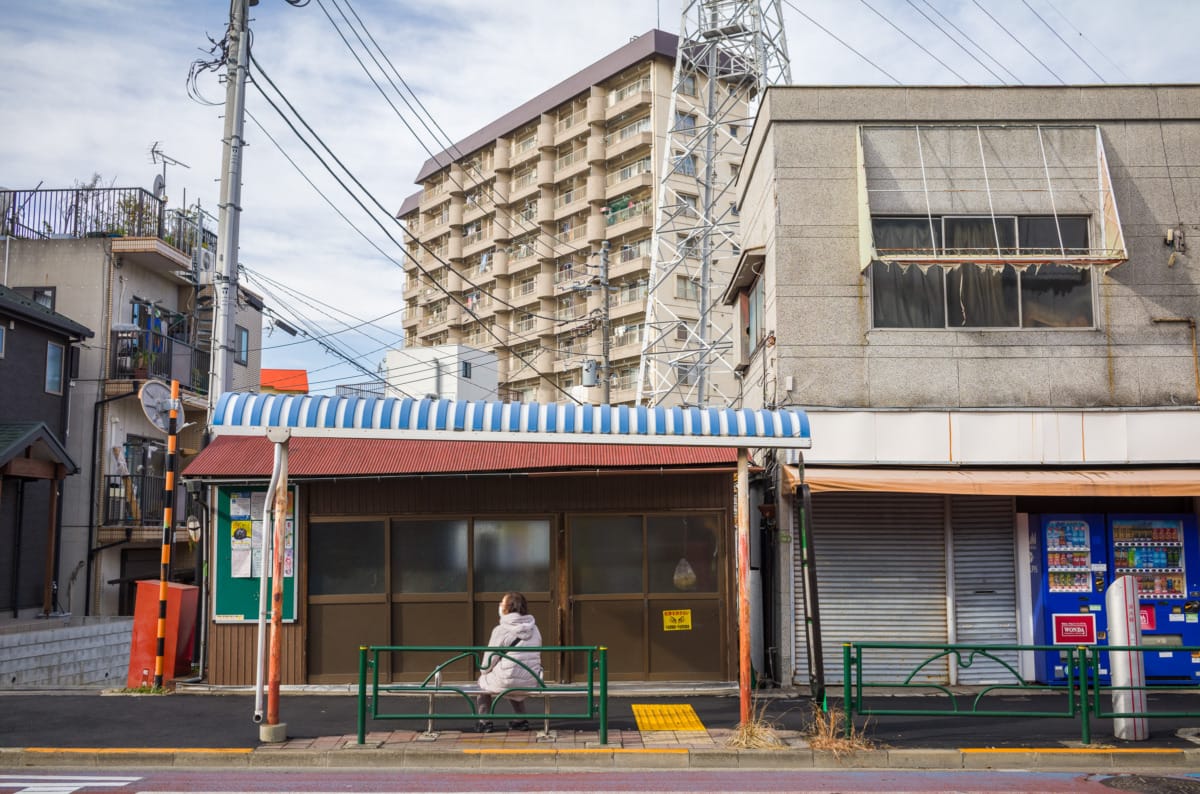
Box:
[1052,612,1097,645]
[662,609,692,631]
[1140,605,1156,631]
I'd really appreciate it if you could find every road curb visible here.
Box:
[2,745,1196,771]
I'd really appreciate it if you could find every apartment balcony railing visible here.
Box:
[606,201,653,226]
[0,187,213,260]
[110,329,209,394]
[103,474,165,527]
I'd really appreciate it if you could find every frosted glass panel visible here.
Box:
[309,521,385,595]
[647,514,720,594]
[473,519,550,593]
[391,519,467,593]
[571,515,642,594]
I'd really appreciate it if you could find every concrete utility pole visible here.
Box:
[599,241,612,404]
[210,0,253,413]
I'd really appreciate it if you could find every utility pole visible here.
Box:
[210,0,253,414]
[599,241,611,404]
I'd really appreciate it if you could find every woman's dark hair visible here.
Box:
[503,591,528,615]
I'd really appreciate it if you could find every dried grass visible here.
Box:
[725,697,787,749]
[804,703,874,757]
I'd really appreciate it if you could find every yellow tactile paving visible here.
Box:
[630,703,705,731]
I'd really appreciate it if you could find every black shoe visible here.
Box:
[475,720,494,733]
[510,719,530,731]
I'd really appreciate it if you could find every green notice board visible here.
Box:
[213,485,298,623]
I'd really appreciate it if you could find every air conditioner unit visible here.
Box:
[194,249,216,283]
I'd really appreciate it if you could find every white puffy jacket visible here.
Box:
[478,613,543,700]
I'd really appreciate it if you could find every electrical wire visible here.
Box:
[780,0,903,85]
[859,0,968,83]
[972,0,1066,85]
[247,54,582,404]
[1043,0,1130,81]
[319,0,586,265]
[1021,0,1106,82]
[920,0,1024,85]
[903,0,1007,83]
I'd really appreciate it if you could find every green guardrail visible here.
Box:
[842,641,1200,744]
[356,645,608,745]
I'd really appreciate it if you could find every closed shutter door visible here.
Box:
[951,495,1019,684]
[806,492,948,684]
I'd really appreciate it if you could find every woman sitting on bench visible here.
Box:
[475,591,543,733]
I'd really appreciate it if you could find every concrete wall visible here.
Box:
[739,86,1200,410]
[0,617,132,688]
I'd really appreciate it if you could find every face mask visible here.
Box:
[498,603,506,618]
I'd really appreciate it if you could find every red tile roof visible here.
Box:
[259,369,309,393]
[183,436,737,478]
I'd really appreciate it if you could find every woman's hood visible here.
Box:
[501,612,537,640]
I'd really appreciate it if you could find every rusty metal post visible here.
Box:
[736,447,751,724]
[265,433,289,736]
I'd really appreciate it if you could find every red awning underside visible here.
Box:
[183,436,738,478]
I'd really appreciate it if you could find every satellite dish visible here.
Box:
[152,174,166,200]
[138,379,174,434]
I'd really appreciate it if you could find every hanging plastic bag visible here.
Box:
[673,557,698,591]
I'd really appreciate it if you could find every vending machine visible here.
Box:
[1034,513,1200,684]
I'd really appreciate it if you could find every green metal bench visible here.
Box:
[356,645,609,744]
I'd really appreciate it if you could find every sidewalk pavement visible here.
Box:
[1,686,1198,772]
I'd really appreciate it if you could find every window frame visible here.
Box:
[45,340,65,394]
[235,325,249,365]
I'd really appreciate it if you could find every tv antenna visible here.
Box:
[149,142,190,199]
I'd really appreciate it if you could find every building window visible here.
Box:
[674,153,697,177]
[675,275,700,301]
[461,361,472,379]
[870,214,1095,328]
[674,112,696,133]
[15,286,55,311]
[235,325,249,365]
[676,322,689,341]
[679,74,697,97]
[45,341,64,394]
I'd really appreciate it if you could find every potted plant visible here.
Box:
[132,350,156,379]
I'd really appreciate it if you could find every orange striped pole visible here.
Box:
[153,380,180,689]
[266,440,288,727]
[736,448,751,725]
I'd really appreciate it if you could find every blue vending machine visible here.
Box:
[1107,514,1200,682]
[1035,515,1109,684]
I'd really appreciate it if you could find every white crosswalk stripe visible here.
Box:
[0,775,139,794]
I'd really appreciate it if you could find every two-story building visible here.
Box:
[0,285,92,618]
[1,185,263,618]
[727,86,1200,687]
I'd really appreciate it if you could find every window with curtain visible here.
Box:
[871,215,1095,329]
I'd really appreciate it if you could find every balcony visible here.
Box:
[1,187,213,277]
[110,329,209,394]
[103,474,165,528]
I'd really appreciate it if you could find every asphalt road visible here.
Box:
[2,769,1200,793]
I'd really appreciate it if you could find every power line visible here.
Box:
[921,0,1024,85]
[1043,0,1130,81]
[859,0,968,83]
[247,54,581,404]
[781,0,903,85]
[1021,0,1105,82]
[972,0,1066,85]
[903,0,1007,83]
[318,0,578,264]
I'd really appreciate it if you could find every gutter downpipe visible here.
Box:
[83,390,139,616]
[253,438,284,723]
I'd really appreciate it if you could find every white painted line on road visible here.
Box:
[0,775,140,794]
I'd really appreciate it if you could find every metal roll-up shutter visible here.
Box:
[806,492,948,684]
[951,495,1019,684]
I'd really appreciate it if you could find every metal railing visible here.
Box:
[843,641,1200,745]
[110,329,208,394]
[103,474,166,526]
[356,645,608,744]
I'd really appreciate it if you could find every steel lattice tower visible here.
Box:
[636,0,790,407]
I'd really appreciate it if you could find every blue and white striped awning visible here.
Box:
[211,392,810,449]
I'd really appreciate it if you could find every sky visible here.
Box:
[2,0,1198,395]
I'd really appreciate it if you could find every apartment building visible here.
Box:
[397,30,743,405]
[726,85,1200,687]
[1,185,264,618]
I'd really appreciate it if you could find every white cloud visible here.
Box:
[2,0,1196,392]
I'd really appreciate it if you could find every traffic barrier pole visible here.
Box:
[152,380,179,689]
